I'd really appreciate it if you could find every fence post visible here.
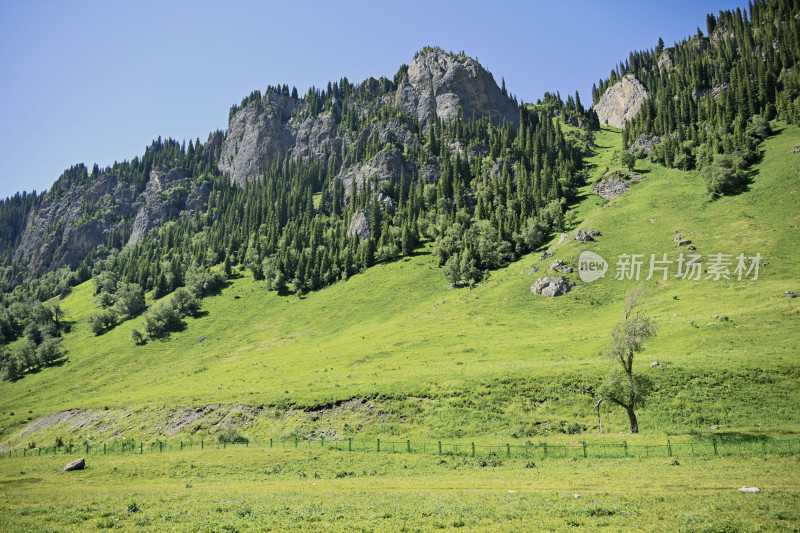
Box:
[471,442,475,458]
[38,448,41,456]
[377,439,380,452]
[348,438,352,452]
[295,438,298,448]
[407,440,411,453]
[140,443,143,454]
[761,437,767,456]
[582,442,587,458]
[506,443,511,458]
[712,438,717,455]
[438,441,441,455]
[23,449,26,457]
[122,443,125,453]
[223,441,226,449]
[667,439,672,457]
[160,441,163,453]
[623,441,628,457]
[270,438,273,449]
[321,437,324,448]
[543,442,547,459]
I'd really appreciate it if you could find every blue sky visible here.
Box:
[0,0,748,200]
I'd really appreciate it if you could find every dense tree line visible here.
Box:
[593,0,799,195]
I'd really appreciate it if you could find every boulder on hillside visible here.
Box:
[593,177,630,199]
[574,230,601,242]
[531,276,575,297]
[629,134,662,155]
[593,75,648,129]
[62,458,85,472]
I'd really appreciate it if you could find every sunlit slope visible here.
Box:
[0,125,797,443]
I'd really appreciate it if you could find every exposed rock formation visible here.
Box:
[574,230,601,242]
[657,49,674,72]
[217,94,300,186]
[531,276,575,297]
[347,211,370,241]
[629,134,662,155]
[13,173,138,277]
[128,169,210,245]
[593,75,648,128]
[13,167,211,277]
[593,177,630,199]
[691,82,728,102]
[394,50,518,130]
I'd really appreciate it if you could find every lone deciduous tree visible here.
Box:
[599,286,657,433]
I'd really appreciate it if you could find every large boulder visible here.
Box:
[61,458,85,472]
[593,75,648,129]
[531,276,575,297]
[395,50,518,130]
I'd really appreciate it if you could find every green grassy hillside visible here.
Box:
[0,125,798,449]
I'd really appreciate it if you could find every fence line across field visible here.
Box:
[4,436,798,461]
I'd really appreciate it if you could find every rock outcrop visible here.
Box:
[593,177,630,199]
[395,50,518,130]
[337,148,411,204]
[13,166,211,277]
[574,230,601,242]
[128,169,210,245]
[657,50,674,72]
[347,211,370,241]
[531,276,575,297]
[593,75,648,128]
[629,134,662,155]
[218,50,517,192]
[217,94,300,186]
[13,173,138,277]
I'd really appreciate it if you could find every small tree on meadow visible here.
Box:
[598,285,657,433]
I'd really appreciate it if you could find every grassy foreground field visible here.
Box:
[1,447,799,532]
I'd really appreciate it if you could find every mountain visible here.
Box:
[0,0,799,442]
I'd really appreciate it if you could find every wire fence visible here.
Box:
[3,436,798,461]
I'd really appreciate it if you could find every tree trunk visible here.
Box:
[593,398,604,433]
[626,406,639,434]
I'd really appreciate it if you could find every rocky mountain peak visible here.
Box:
[396,49,518,129]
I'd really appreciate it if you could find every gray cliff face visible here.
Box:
[13,168,210,277]
[395,51,518,129]
[13,174,137,277]
[593,74,648,129]
[218,93,300,186]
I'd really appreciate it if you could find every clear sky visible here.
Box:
[0,0,748,200]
